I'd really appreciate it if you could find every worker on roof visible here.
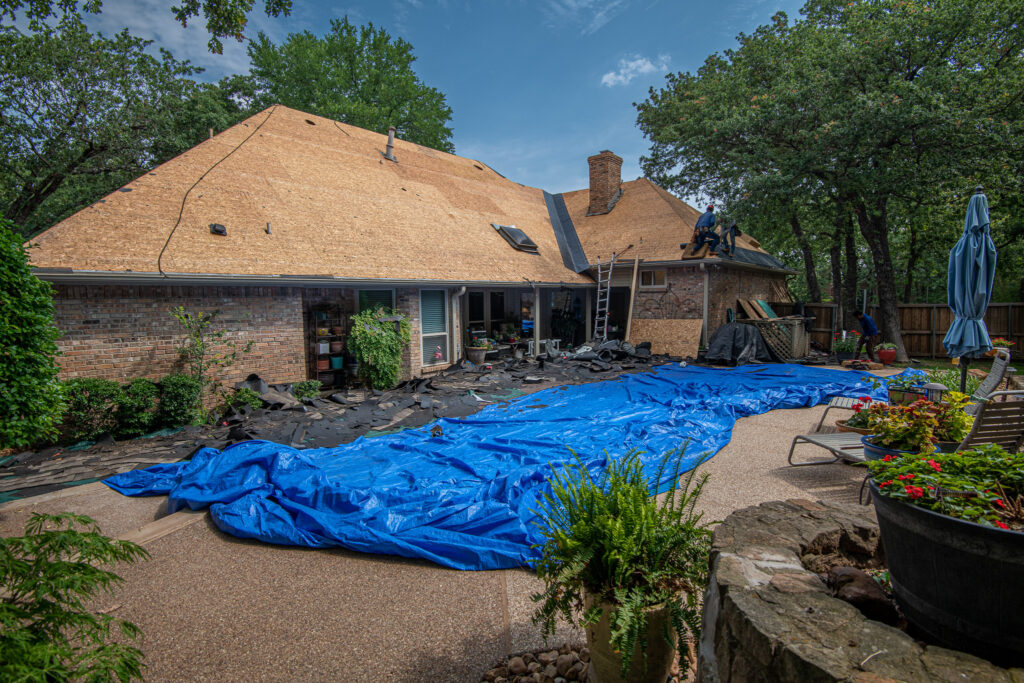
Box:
[720,219,742,257]
[690,204,720,254]
[854,310,880,363]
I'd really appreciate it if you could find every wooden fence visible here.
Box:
[769,302,1024,358]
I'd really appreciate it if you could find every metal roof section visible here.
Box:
[543,191,589,273]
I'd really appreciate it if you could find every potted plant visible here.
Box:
[876,342,897,365]
[884,374,926,405]
[990,337,1015,358]
[466,336,488,365]
[835,396,874,434]
[868,445,1024,664]
[531,448,712,683]
[860,398,939,460]
[931,391,974,450]
[832,331,860,361]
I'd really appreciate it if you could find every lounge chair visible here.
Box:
[965,348,1014,415]
[814,396,878,432]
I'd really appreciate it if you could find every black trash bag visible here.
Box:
[705,322,773,365]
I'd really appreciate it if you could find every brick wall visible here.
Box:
[707,266,788,331]
[631,266,704,320]
[53,285,306,387]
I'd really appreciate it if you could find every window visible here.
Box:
[490,291,505,322]
[467,291,485,322]
[639,270,666,288]
[359,289,394,312]
[491,223,539,254]
[420,290,449,366]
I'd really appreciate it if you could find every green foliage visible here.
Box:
[531,447,712,678]
[0,21,209,237]
[114,378,159,439]
[292,380,321,400]
[926,367,982,398]
[241,18,454,152]
[222,386,262,412]
[171,306,253,419]
[156,373,202,428]
[0,218,64,449]
[932,392,974,444]
[832,331,861,353]
[347,308,411,390]
[0,512,149,681]
[869,444,1024,531]
[60,377,123,442]
[0,0,292,53]
[863,399,939,454]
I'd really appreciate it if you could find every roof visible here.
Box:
[560,178,787,269]
[28,106,592,286]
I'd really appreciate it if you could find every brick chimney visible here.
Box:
[587,150,623,216]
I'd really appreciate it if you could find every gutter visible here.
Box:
[31,268,597,289]
[701,263,710,346]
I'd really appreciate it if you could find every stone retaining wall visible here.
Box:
[697,499,1020,682]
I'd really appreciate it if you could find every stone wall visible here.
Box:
[698,499,1015,682]
[53,285,306,387]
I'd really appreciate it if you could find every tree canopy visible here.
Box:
[239,18,454,152]
[0,0,290,52]
[637,0,1024,357]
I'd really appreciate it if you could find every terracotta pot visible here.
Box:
[332,326,343,336]
[877,348,897,365]
[329,341,343,353]
[466,346,487,365]
[316,359,330,371]
[583,593,676,683]
[836,419,872,435]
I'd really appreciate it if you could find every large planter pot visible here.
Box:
[860,435,920,461]
[877,348,897,365]
[835,350,854,361]
[888,387,927,405]
[836,419,872,435]
[583,593,676,683]
[869,481,1024,665]
[466,346,487,365]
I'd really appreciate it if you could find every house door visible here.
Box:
[420,289,449,367]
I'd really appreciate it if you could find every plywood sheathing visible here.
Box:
[562,178,771,265]
[629,318,702,359]
[29,106,591,286]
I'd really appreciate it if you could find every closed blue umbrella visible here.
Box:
[943,186,997,391]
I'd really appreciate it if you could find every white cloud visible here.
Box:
[600,53,669,87]
[542,0,631,35]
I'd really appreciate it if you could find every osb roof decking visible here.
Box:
[561,178,771,264]
[29,106,591,286]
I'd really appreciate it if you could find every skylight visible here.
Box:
[492,223,538,254]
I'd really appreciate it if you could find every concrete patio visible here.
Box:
[0,376,884,682]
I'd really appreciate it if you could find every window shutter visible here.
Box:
[421,290,446,335]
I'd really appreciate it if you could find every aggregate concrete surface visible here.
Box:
[0,364,897,682]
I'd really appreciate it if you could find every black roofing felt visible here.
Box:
[543,192,589,273]
[729,246,789,271]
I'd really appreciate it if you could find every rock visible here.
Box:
[828,566,900,626]
[521,652,535,663]
[555,678,567,683]
[545,663,558,678]
[578,648,590,663]
[508,656,528,675]
[485,666,507,681]
[527,662,541,674]
[555,654,573,677]
[567,662,585,681]
[537,651,558,666]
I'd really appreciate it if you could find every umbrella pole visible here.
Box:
[960,357,969,393]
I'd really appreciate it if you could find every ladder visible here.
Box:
[593,255,616,341]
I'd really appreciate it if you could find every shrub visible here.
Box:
[114,378,159,438]
[348,308,411,390]
[293,380,322,400]
[222,387,263,412]
[171,306,253,418]
[927,367,982,397]
[157,373,203,427]
[0,217,65,449]
[1,513,149,681]
[61,377,124,442]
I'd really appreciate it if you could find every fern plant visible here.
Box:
[531,446,712,678]
[347,308,411,390]
[0,513,149,681]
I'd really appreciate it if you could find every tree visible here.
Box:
[0,21,229,236]
[240,18,455,152]
[637,0,1024,359]
[0,0,291,53]
[0,217,64,449]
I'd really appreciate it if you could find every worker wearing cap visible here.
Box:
[720,219,742,257]
[690,204,720,254]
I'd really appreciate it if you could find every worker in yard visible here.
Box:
[690,204,720,254]
[720,219,741,257]
[853,310,880,362]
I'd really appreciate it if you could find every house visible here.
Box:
[27,106,790,389]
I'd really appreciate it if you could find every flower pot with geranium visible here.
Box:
[868,445,1024,665]
[876,342,897,365]
[835,396,874,434]
[831,331,860,360]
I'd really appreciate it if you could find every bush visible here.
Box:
[0,512,148,681]
[114,378,159,438]
[61,377,124,442]
[927,367,982,397]
[222,387,263,412]
[292,380,322,400]
[157,373,203,427]
[348,308,411,390]
[0,218,65,449]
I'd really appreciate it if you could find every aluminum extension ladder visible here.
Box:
[593,255,616,341]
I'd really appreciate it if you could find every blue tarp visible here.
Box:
[106,364,894,570]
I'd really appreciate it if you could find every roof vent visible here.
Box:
[305,119,316,125]
[382,126,397,162]
[492,223,538,254]
[209,223,227,236]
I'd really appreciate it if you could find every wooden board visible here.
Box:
[841,360,884,370]
[755,299,779,318]
[629,318,702,359]
[739,299,764,320]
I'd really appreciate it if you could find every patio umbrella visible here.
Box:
[942,186,997,392]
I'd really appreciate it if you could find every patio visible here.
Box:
[0,373,890,682]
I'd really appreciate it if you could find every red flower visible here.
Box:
[905,485,925,499]
[995,521,1010,530]
[898,473,915,480]
[882,455,895,462]
[880,480,894,488]
[927,459,941,473]
[995,499,1006,509]
[852,403,863,413]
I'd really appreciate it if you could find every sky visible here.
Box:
[78,0,805,195]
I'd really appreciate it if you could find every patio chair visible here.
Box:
[814,396,879,432]
[787,432,870,466]
[965,349,1014,416]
